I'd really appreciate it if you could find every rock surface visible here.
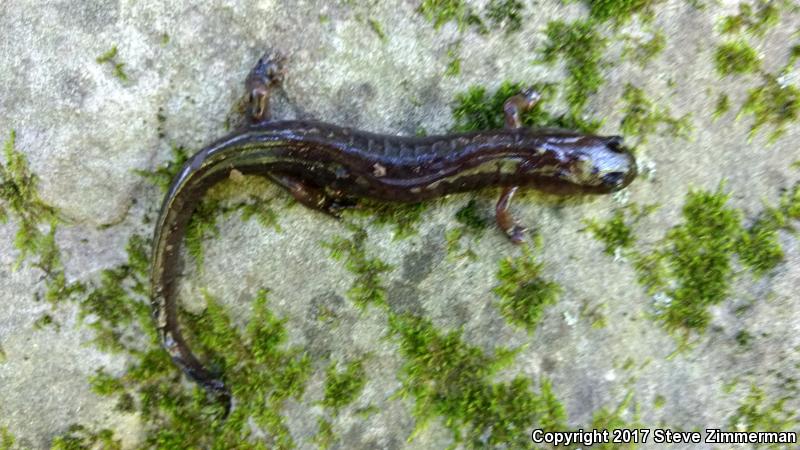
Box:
[1,0,799,448]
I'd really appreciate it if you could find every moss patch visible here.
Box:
[96,46,128,82]
[738,74,800,143]
[1,130,60,271]
[737,213,784,276]
[77,235,151,353]
[452,81,600,134]
[88,289,313,449]
[388,312,566,447]
[713,93,731,120]
[623,29,666,67]
[446,198,490,260]
[583,204,657,256]
[715,40,761,76]
[0,130,82,305]
[493,242,562,334]
[418,0,480,31]
[312,418,336,449]
[139,148,281,267]
[737,180,800,276]
[0,427,14,450]
[485,0,524,34]
[728,384,798,435]
[582,0,665,26]
[539,20,606,116]
[418,0,526,35]
[51,425,121,450]
[320,359,367,412]
[635,187,742,335]
[135,145,190,193]
[590,392,645,449]
[719,1,782,37]
[323,228,392,308]
[354,200,427,240]
[620,84,693,146]
[445,43,461,77]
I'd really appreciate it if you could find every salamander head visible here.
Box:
[558,135,637,193]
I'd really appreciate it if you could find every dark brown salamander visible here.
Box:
[150,53,637,411]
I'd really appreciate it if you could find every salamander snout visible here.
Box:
[598,150,637,191]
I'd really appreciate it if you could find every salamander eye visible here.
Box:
[601,172,626,187]
[606,136,625,152]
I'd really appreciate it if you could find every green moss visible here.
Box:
[636,187,742,334]
[781,182,800,218]
[82,289,312,448]
[0,131,80,305]
[1,130,60,270]
[713,93,731,119]
[620,83,693,145]
[89,368,126,396]
[139,148,281,266]
[452,81,600,134]
[418,0,473,29]
[95,46,128,82]
[728,385,798,436]
[454,198,490,232]
[583,210,635,256]
[719,1,782,37]
[323,228,392,308]
[493,243,562,334]
[739,74,800,143]
[32,313,58,330]
[735,330,754,348]
[388,312,566,447]
[368,18,387,42]
[685,0,705,9]
[737,213,784,276]
[445,44,461,77]
[51,425,121,450]
[320,359,367,412]
[590,392,644,449]
[653,394,666,409]
[623,29,666,67]
[312,418,336,449]
[136,144,190,193]
[715,40,761,76]
[582,0,665,26]
[583,204,657,256]
[446,199,490,260]
[77,234,151,352]
[736,180,800,276]
[0,427,13,450]
[356,200,427,240]
[540,20,606,115]
[485,0,524,34]
[452,81,526,131]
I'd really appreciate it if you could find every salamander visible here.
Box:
[150,52,637,411]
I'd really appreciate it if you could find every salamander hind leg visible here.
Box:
[495,186,526,244]
[245,51,285,123]
[267,172,356,218]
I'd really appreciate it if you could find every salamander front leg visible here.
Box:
[503,88,541,128]
[267,173,356,218]
[245,51,285,123]
[494,89,540,243]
